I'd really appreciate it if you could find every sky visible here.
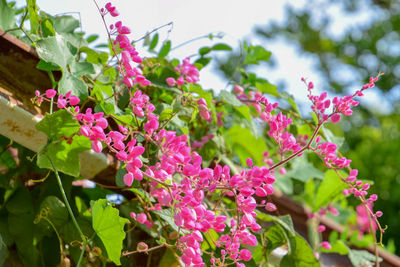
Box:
[14,0,392,113]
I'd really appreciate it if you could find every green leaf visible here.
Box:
[36,59,60,71]
[265,225,288,256]
[204,229,218,250]
[0,0,16,30]
[212,43,232,51]
[255,82,279,96]
[322,126,345,148]
[220,90,243,107]
[251,243,264,264]
[199,46,212,56]
[149,33,159,50]
[8,213,40,267]
[115,167,128,187]
[41,19,56,37]
[70,61,95,77]
[286,156,324,182]
[158,40,171,58]
[27,0,40,34]
[280,234,320,267]
[304,179,316,207]
[38,196,69,227]
[36,109,79,141]
[58,71,88,99]
[0,234,9,267]
[151,209,179,232]
[296,124,313,137]
[60,32,88,52]
[91,83,113,100]
[158,249,179,266]
[348,249,381,267]
[314,169,347,211]
[244,45,271,65]
[6,187,33,214]
[36,34,74,69]
[35,108,89,176]
[86,34,99,43]
[5,188,39,266]
[159,108,174,121]
[194,57,211,68]
[225,126,267,166]
[97,98,119,115]
[0,149,16,168]
[273,174,294,195]
[91,199,129,265]
[188,84,213,106]
[281,92,300,114]
[75,196,90,216]
[257,214,296,237]
[80,47,109,65]
[53,15,80,33]
[319,240,349,255]
[37,135,91,177]
[234,105,252,122]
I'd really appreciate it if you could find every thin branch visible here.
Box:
[132,22,173,43]
[122,242,174,256]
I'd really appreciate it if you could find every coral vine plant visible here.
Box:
[0,0,388,266]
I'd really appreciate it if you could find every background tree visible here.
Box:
[254,0,400,254]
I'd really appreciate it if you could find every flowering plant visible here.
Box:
[0,0,387,266]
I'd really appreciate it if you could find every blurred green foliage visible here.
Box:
[255,0,400,254]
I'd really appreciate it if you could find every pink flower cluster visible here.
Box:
[129,89,159,136]
[141,126,277,265]
[191,134,214,149]
[74,106,148,186]
[166,57,200,86]
[34,2,384,265]
[330,95,359,123]
[314,141,351,169]
[342,168,383,216]
[356,202,377,236]
[304,81,331,121]
[197,98,212,120]
[103,2,119,17]
[303,74,381,124]
[233,85,301,155]
[170,159,273,266]
[130,212,153,229]
[101,4,150,88]
[34,89,80,108]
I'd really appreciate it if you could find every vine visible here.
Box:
[0,0,389,266]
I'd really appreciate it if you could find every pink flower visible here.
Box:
[318,225,326,232]
[57,98,67,109]
[265,202,277,212]
[369,194,378,202]
[91,140,103,153]
[320,241,331,250]
[233,85,244,94]
[166,77,176,86]
[45,89,57,98]
[239,249,252,261]
[331,114,341,123]
[69,96,80,106]
[123,173,134,186]
[246,158,253,168]
[136,213,147,224]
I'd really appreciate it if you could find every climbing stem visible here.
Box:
[49,157,87,266]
